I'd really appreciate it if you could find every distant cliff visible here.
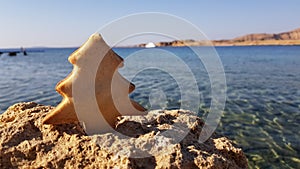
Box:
[138,28,300,47]
[232,28,300,41]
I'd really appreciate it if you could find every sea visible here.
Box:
[0,46,299,168]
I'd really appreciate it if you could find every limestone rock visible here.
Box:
[0,102,248,168]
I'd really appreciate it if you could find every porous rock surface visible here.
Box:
[0,102,248,168]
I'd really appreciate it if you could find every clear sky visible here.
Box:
[1,0,300,48]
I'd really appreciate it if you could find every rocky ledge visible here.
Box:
[0,102,248,168]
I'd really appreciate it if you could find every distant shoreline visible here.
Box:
[117,44,300,49]
[137,27,300,47]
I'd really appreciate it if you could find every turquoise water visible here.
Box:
[0,46,299,168]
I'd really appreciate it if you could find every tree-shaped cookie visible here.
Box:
[43,33,146,133]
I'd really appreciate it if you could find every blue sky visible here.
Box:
[0,0,300,48]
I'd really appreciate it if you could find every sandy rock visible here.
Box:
[0,102,248,168]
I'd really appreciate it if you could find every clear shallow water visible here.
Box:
[0,46,299,168]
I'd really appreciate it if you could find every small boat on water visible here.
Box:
[0,47,30,57]
[8,52,18,56]
[145,42,156,48]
